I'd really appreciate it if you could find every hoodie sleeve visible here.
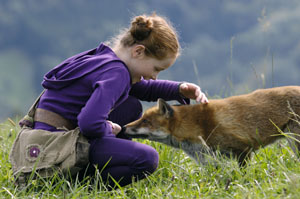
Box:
[130,79,190,104]
[77,66,130,138]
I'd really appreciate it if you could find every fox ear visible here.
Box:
[158,98,173,118]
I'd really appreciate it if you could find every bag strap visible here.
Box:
[19,90,76,130]
[28,90,45,118]
[19,90,45,128]
[34,108,76,130]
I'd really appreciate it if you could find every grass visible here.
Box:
[0,118,300,199]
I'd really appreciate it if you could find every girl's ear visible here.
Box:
[131,45,145,58]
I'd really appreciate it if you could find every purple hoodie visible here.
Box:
[35,43,189,138]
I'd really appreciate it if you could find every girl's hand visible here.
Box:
[107,121,122,135]
[179,82,209,103]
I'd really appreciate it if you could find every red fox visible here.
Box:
[125,86,300,166]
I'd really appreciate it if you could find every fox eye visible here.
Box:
[142,119,150,124]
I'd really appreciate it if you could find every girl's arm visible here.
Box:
[130,79,208,104]
[77,67,130,138]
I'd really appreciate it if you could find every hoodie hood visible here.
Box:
[42,43,123,90]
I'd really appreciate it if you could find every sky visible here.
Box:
[166,0,300,95]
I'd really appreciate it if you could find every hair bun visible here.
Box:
[130,16,153,41]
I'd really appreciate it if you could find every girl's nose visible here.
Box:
[151,75,157,80]
[151,71,159,80]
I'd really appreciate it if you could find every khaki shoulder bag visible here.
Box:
[9,90,90,185]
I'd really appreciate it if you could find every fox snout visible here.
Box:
[124,126,151,139]
[125,126,170,141]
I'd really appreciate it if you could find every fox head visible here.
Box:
[125,99,206,144]
[125,99,174,141]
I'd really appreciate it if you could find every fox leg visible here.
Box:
[286,120,300,156]
[234,149,252,167]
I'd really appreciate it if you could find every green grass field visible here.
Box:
[0,118,300,199]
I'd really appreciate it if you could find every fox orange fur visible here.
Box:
[125,86,300,166]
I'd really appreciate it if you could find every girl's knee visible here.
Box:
[126,96,143,121]
[108,96,143,126]
[136,145,159,174]
[146,149,159,174]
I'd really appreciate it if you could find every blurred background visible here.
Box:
[1,0,300,121]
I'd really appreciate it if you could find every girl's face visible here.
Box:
[128,45,176,83]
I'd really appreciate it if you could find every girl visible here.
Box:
[34,13,208,188]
